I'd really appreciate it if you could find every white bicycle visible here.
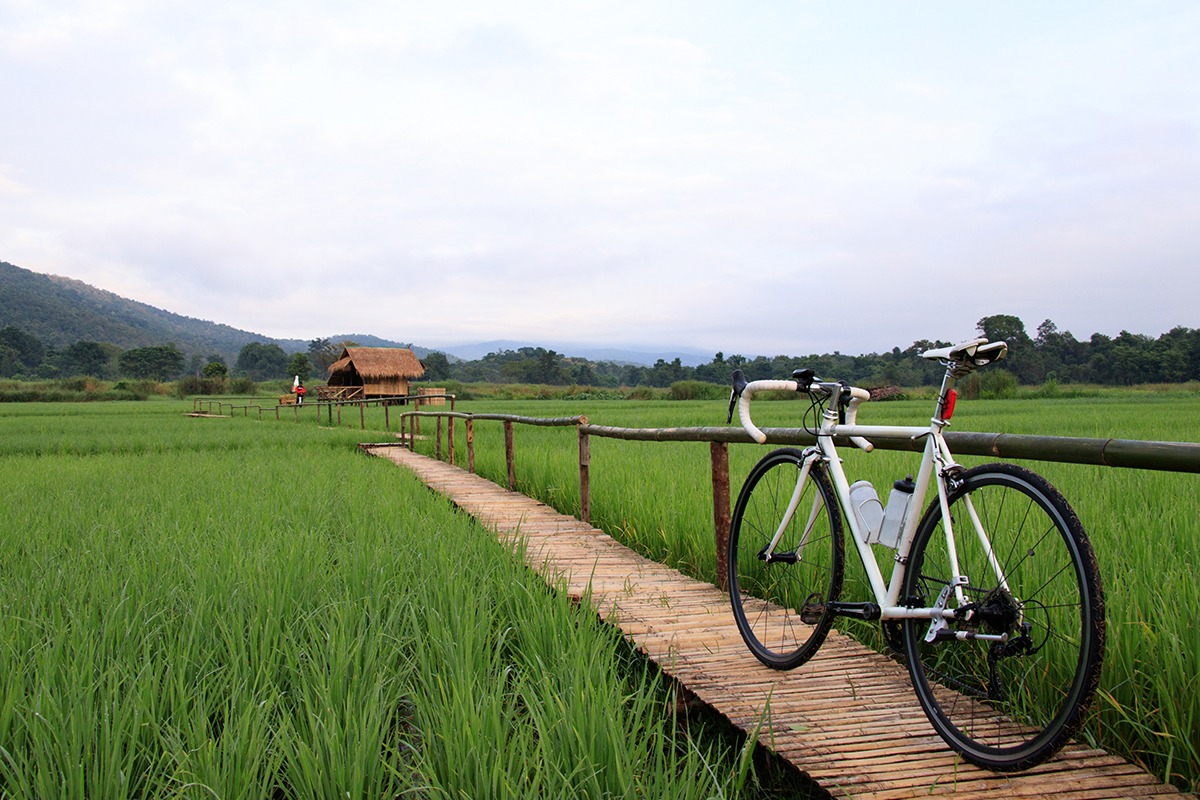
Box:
[726,338,1105,771]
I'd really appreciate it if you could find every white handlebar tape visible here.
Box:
[738,380,798,443]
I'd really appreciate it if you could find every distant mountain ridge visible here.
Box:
[1,260,271,362]
[0,260,698,367]
[0,260,423,364]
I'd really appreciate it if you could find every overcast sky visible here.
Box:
[2,1,1198,358]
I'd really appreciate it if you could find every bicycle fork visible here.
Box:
[757,449,820,565]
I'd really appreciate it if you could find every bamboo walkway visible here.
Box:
[364,444,1191,800]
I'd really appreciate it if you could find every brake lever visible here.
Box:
[727,369,748,424]
[837,380,851,425]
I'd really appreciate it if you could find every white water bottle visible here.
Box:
[877,476,915,549]
[848,480,884,544]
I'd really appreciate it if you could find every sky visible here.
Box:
[2,1,1199,359]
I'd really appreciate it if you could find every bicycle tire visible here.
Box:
[901,463,1105,771]
[728,448,844,669]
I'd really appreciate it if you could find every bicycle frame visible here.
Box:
[745,366,1013,640]
[728,339,1111,772]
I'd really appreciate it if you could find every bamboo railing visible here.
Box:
[192,395,1200,589]
[393,410,1200,588]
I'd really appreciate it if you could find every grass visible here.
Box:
[0,399,816,798]
[392,389,1200,795]
[8,387,1197,795]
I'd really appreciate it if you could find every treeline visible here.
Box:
[424,315,1200,389]
[6,314,1199,390]
[0,327,315,383]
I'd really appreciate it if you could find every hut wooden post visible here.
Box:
[466,418,475,473]
[504,420,516,490]
[436,416,444,461]
[711,442,731,591]
[578,417,590,524]
[384,401,390,430]
[359,401,365,430]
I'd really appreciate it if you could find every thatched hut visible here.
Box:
[323,347,425,400]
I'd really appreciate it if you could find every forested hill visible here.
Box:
[0,260,299,363]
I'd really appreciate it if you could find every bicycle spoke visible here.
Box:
[903,464,1104,771]
[729,449,843,670]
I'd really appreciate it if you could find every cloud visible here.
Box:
[2,1,1199,357]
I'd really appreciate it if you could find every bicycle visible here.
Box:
[725,338,1105,772]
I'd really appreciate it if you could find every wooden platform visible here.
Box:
[364,444,1191,800]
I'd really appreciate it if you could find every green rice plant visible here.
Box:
[1,401,786,798]
[397,393,1200,794]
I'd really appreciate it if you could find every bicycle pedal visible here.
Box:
[799,593,826,624]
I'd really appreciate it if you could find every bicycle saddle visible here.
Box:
[921,338,1008,367]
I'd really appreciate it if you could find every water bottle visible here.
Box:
[877,476,915,548]
[848,480,883,544]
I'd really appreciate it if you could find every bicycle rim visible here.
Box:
[902,463,1105,771]
[728,449,843,669]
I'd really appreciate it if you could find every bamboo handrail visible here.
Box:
[395,412,1200,590]
[579,423,1200,473]
[193,396,1200,593]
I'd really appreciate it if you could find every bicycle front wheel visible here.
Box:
[902,463,1105,771]
[728,448,844,669]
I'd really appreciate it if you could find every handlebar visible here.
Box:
[729,370,874,452]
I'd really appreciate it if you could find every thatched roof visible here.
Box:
[327,347,425,379]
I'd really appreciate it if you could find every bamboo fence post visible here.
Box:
[436,415,444,461]
[578,417,591,524]
[504,420,516,490]
[413,396,420,435]
[448,413,456,466]
[711,441,731,591]
[467,418,475,473]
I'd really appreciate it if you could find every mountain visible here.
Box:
[0,260,425,364]
[1,260,709,368]
[1,260,283,363]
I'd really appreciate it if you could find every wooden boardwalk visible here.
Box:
[365,444,1191,800]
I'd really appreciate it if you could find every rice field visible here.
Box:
[4,390,1198,796]
[0,401,807,799]
[403,390,1200,795]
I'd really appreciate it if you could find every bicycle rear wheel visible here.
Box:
[902,463,1105,771]
[728,448,843,669]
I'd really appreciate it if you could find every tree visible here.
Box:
[308,338,352,374]
[119,345,185,380]
[976,314,1041,383]
[235,342,289,380]
[203,361,229,379]
[0,326,45,375]
[287,353,313,383]
[422,351,451,381]
[60,340,113,377]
